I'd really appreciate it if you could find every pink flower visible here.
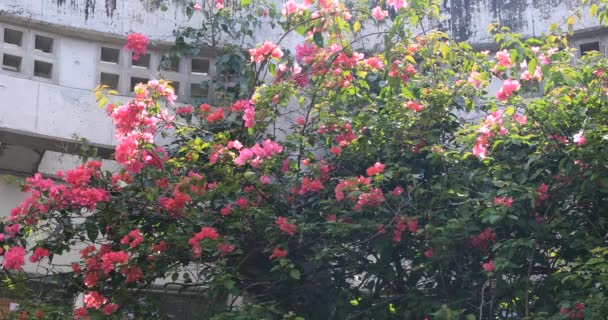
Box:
[217,243,235,256]
[495,49,511,67]
[470,228,497,251]
[29,247,50,263]
[424,248,434,258]
[362,57,385,70]
[73,308,89,320]
[276,216,297,236]
[536,183,550,202]
[220,205,231,216]
[512,114,527,125]
[533,66,542,80]
[215,0,224,9]
[573,130,586,146]
[102,303,119,316]
[482,260,495,272]
[493,196,514,207]
[249,41,283,63]
[269,247,288,260]
[4,224,20,238]
[407,219,418,232]
[366,162,386,176]
[496,79,520,102]
[243,102,255,128]
[193,4,201,10]
[3,246,25,270]
[176,106,193,115]
[468,71,482,88]
[392,186,404,196]
[371,6,388,20]
[472,138,488,159]
[404,101,424,112]
[120,229,144,248]
[124,33,149,61]
[188,227,220,258]
[282,0,306,15]
[387,0,408,11]
[84,291,108,309]
[121,265,144,283]
[260,175,271,184]
[295,42,317,64]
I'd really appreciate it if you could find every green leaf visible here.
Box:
[313,32,324,48]
[353,21,361,33]
[85,222,98,242]
[295,25,308,36]
[528,58,537,75]
[224,279,236,289]
[240,0,251,6]
[591,3,598,16]
[289,269,301,280]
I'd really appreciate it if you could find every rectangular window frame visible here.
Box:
[0,24,58,83]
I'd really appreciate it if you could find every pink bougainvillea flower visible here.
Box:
[269,247,288,260]
[472,137,488,159]
[83,291,108,309]
[29,247,50,263]
[387,0,408,11]
[468,71,482,88]
[482,260,495,272]
[573,130,586,146]
[102,303,119,316]
[404,101,424,112]
[371,6,388,20]
[276,216,297,236]
[493,196,513,207]
[496,79,520,102]
[124,33,149,61]
[366,162,386,176]
[249,41,283,63]
[424,248,434,258]
[495,49,511,67]
[512,114,527,125]
[3,246,25,270]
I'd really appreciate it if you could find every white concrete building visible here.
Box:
[0,0,605,317]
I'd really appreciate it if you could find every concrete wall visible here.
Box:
[0,0,600,44]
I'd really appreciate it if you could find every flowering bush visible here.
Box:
[5,0,608,319]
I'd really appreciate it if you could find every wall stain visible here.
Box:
[54,0,188,20]
[445,0,575,41]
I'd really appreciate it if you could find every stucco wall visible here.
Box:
[0,0,600,44]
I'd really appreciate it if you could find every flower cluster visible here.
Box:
[392,217,418,242]
[493,196,513,207]
[249,41,284,63]
[234,139,284,167]
[470,228,497,251]
[120,229,144,248]
[124,33,149,61]
[276,216,297,236]
[560,303,586,319]
[472,110,508,159]
[188,227,220,258]
[108,80,176,173]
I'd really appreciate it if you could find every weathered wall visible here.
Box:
[0,0,600,44]
[444,0,598,43]
[0,0,199,40]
